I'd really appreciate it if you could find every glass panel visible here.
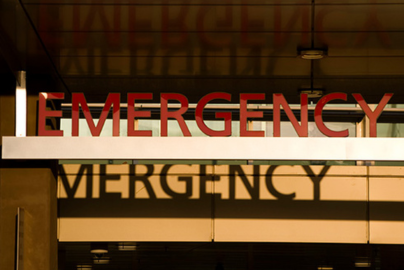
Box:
[61,118,240,137]
[60,107,359,166]
[253,121,356,137]
[378,123,404,137]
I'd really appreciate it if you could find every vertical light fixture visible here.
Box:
[76,265,92,270]
[298,0,327,98]
[15,71,27,137]
[355,257,371,267]
[118,242,137,251]
[91,242,110,265]
[90,242,108,254]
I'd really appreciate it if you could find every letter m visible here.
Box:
[59,165,93,198]
[72,93,120,136]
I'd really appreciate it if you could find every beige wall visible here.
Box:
[0,168,57,270]
[369,167,404,244]
[58,164,404,244]
[0,86,58,270]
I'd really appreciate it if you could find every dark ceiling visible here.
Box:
[2,0,404,104]
[3,1,404,269]
[59,242,404,270]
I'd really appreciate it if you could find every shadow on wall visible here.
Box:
[58,164,399,221]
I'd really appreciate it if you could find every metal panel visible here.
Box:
[58,164,369,243]
[214,165,368,243]
[369,167,404,244]
[58,164,213,241]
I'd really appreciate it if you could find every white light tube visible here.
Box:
[15,71,27,137]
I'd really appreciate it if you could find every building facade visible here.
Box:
[2,0,404,269]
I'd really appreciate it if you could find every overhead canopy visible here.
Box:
[1,0,404,104]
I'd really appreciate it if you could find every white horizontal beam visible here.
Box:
[2,136,404,161]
